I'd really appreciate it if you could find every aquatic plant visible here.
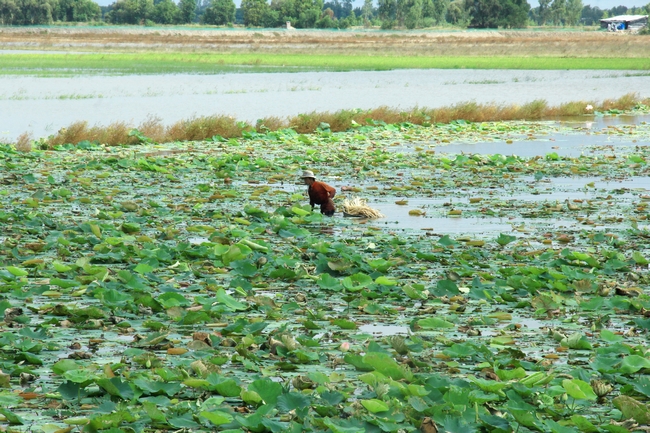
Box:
[0,109,649,433]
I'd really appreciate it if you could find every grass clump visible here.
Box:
[17,93,650,150]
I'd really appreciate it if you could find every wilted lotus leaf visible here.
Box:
[190,360,210,377]
[409,209,425,216]
[395,200,408,205]
[615,286,643,297]
[120,201,138,212]
[389,336,408,355]
[292,375,315,390]
[613,396,650,424]
[22,258,44,267]
[23,242,46,252]
[192,332,212,346]
[328,259,352,271]
[590,379,612,398]
[136,332,170,348]
[573,279,594,292]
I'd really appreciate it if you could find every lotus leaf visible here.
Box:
[562,379,597,401]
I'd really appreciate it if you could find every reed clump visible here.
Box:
[14,132,32,152]
[17,93,650,150]
[166,115,251,142]
[48,121,142,147]
[256,116,285,133]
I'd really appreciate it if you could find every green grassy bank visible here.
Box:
[2,52,650,75]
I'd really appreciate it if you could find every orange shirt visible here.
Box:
[308,181,336,212]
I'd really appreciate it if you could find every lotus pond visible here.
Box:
[1,111,650,433]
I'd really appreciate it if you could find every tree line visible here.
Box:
[0,0,648,29]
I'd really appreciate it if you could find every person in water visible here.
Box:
[301,170,336,216]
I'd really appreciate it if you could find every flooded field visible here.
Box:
[1,68,650,142]
[1,109,650,432]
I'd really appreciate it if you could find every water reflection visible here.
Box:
[437,135,648,158]
[358,324,410,336]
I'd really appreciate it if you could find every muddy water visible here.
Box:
[1,68,649,142]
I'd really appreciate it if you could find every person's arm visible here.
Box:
[308,187,315,209]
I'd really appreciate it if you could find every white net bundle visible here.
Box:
[341,197,385,219]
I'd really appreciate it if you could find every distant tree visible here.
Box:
[396,0,410,25]
[270,0,296,24]
[242,0,270,25]
[377,0,396,27]
[293,0,322,27]
[564,0,581,24]
[55,0,101,21]
[549,0,564,24]
[580,5,602,25]
[0,0,20,24]
[177,0,196,22]
[323,0,351,18]
[342,0,352,16]
[468,0,528,27]
[609,5,626,15]
[499,0,528,27]
[316,6,333,25]
[11,0,57,24]
[202,0,235,24]
[260,7,279,25]
[339,11,355,26]
[446,0,468,25]
[537,0,550,24]
[361,0,373,23]
[468,0,501,27]
[152,0,176,23]
[403,0,423,28]
[107,0,153,23]
[422,0,448,25]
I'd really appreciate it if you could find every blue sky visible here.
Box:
[95,0,648,10]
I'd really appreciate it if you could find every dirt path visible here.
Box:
[1,27,649,57]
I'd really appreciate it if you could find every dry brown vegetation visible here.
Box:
[2,27,650,58]
[27,93,647,149]
[14,132,33,152]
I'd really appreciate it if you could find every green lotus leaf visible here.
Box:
[619,355,650,374]
[361,398,389,413]
[562,379,597,401]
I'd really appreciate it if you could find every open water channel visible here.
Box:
[1,64,649,142]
